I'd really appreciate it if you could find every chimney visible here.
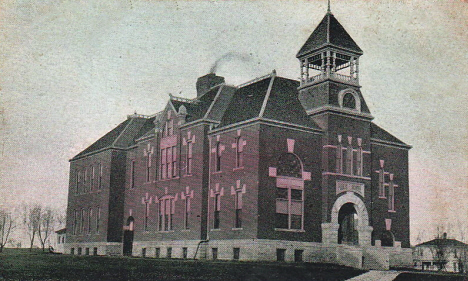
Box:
[196,73,225,97]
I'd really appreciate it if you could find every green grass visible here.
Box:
[0,248,366,281]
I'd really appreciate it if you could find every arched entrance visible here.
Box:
[123,216,134,256]
[338,203,359,245]
[321,192,373,246]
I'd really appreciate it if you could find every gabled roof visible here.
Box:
[219,73,320,130]
[297,12,363,58]
[71,116,156,160]
[370,123,408,146]
[416,238,468,248]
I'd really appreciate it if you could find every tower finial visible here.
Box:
[327,0,331,13]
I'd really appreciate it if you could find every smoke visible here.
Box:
[209,52,253,74]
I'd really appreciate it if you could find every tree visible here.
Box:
[38,207,55,252]
[0,209,16,253]
[23,204,42,251]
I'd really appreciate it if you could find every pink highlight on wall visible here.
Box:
[302,171,311,181]
[337,134,342,143]
[357,138,362,147]
[287,138,295,153]
[269,167,277,177]
[389,173,394,181]
[385,218,392,231]
[380,159,385,168]
[347,136,352,145]
[237,129,241,136]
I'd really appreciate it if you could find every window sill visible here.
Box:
[388,210,396,213]
[379,196,387,199]
[210,228,221,231]
[274,228,305,233]
[233,167,244,171]
[183,174,193,177]
[232,228,243,231]
[212,171,223,174]
[157,230,175,233]
[181,229,191,232]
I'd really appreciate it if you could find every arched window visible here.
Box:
[338,89,361,112]
[342,92,356,109]
[277,153,302,178]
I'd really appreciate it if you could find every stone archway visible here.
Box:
[322,192,373,246]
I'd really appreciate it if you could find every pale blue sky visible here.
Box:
[0,0,467,244]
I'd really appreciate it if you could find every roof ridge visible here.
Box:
[111,117,135,148]
[258,71,277,118]
[237,71,275,88]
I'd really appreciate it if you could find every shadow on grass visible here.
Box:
[0,248,365,281]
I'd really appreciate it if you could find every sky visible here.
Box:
[0,0,467,245]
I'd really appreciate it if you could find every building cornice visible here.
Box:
[306,106,374,121]
[370,138,412,150]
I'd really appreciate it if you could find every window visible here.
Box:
[71,248,75,255]
[336,142,343,173]
[85,248,90,255]
[80,209,85,234]
[159,198,173,231]
[73,210,78,235]
[98,164,102,190]
[345,145,353,175]
[161,149,167,179]
[144,201,149,232]
[155,248,160,258]
[275,186,303,230]
[91,165,95,190]
[184,196,191,230]
[88,208,92,234]
[355,146,363,176]
[276,249,286,261]
[342,92,356,109]
[186,141,193,174]
[142,248,147,257]
[130,160,135,188]
[146,153,151,182]
[165,119,174,136]
[76,172,80,194]
[212,248,218,260]
[294,250,304,262]
[172,146,177,178]
[166,247,172,258]
[235,137,243,168]
[93,247,98,256]
[215,141,221,172]
[233,248,240,260]
[214,193,221,229]
[388,180,395,211]
[182,247,188,259]
[96,207,100,234]
[378,167,385,198]
[167,147,172,178]
[78,247,82,255]
[83,169,87,192]
[234,190,242,228]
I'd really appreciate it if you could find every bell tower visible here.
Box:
[297,8,372,119]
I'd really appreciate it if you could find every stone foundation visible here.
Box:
[63,239,412,270]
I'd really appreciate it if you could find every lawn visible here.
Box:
[0,248,366,281]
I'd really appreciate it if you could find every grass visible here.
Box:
[0,248,366,281]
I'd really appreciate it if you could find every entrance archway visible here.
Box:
[321,192,373,246]
[123,216,134,256]
[338,203,359,245]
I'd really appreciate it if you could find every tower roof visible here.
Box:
[296,12,363,58]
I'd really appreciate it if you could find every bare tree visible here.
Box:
[0,209,16,253]
[429,226,448,272]
[38,207,55,252]
[23,204,42,251]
